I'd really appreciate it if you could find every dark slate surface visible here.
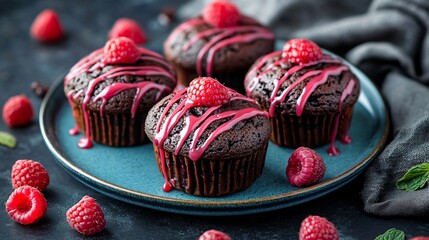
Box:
[0,0,427,239]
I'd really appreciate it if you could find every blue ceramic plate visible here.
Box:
[40,53,389,216]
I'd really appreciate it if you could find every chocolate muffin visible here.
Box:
[64,37,176,148]
[145,77,271,196]
[163,0,274,94]
[245,39,360,156]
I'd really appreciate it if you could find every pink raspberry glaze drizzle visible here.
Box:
[245,51,356,156]
[65,47,176,148]
[153,89,268,192]
[295,65,349,116]
[327,78,356,156]
[66,90,83,136]
[165,17,274,76]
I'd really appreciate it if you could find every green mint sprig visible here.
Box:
[396,163,429,191]
[375,228,405,240]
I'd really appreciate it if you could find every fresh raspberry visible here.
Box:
[11,160,49,191]
[282,39,323,65]
[199,230,232,240]
[66,196,106,235]
[299,215,339,240]
[5,186,48,225]
[103,37,141,65]
[202,0,240,28]
[410,237,429,240]
[30,9,64,42]
[2,95,34,127]
[108,18,147,45]
[187,77,230,107]
[286,147,326,187]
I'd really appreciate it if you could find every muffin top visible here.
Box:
[64,37,176,116]
[145,77,271,160]
[163,0,274,76]
[245,39,360,117]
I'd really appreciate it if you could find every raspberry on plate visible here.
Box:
[202,0,240,28]
[282,39,323,65]
[11,159,49,191]
[66,196,106,235]
[103,37,141,65]
[199,229,232,240]
[5,186,48,225]
[108,18,147,45]
[30,9,64,42]
[187,77,231,107]
[286,147,326,187]
[2,95,34,127]
[299,215,339,240]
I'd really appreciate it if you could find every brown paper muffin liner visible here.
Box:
[172,64,247,94]
[153,143,268,197]
[71,102,147,147]
[269,107,355,148]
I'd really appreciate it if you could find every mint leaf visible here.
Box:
[375,228,405,240]
[0,131,16,148]
[396,163,429,191]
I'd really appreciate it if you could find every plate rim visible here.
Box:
[40,55,390,214]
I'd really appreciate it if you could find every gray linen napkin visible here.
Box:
[179,0,429,216]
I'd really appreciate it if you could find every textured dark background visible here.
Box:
[0,0,428,239]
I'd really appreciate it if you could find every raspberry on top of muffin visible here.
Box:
[245,39,360,156]
[163,0,275,93]
[64,37,176,148]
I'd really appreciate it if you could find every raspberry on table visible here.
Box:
[103,37,141,65]
[299,215,339,240]
[199,229,232,240]
[410,237,429,240]
[202,0,240,28]
[187,77,231,107]
[30,9,64,42]
[66,196,106,235]
[2,95,34,127]
[108,18,147,45]
[286,147,326,187]
[282,39,323,65]
[5,186,48,225]
[11,159,50,191]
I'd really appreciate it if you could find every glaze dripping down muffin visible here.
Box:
[64,37,176,148]
[245,39,360,156]
[145,77,271,196]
